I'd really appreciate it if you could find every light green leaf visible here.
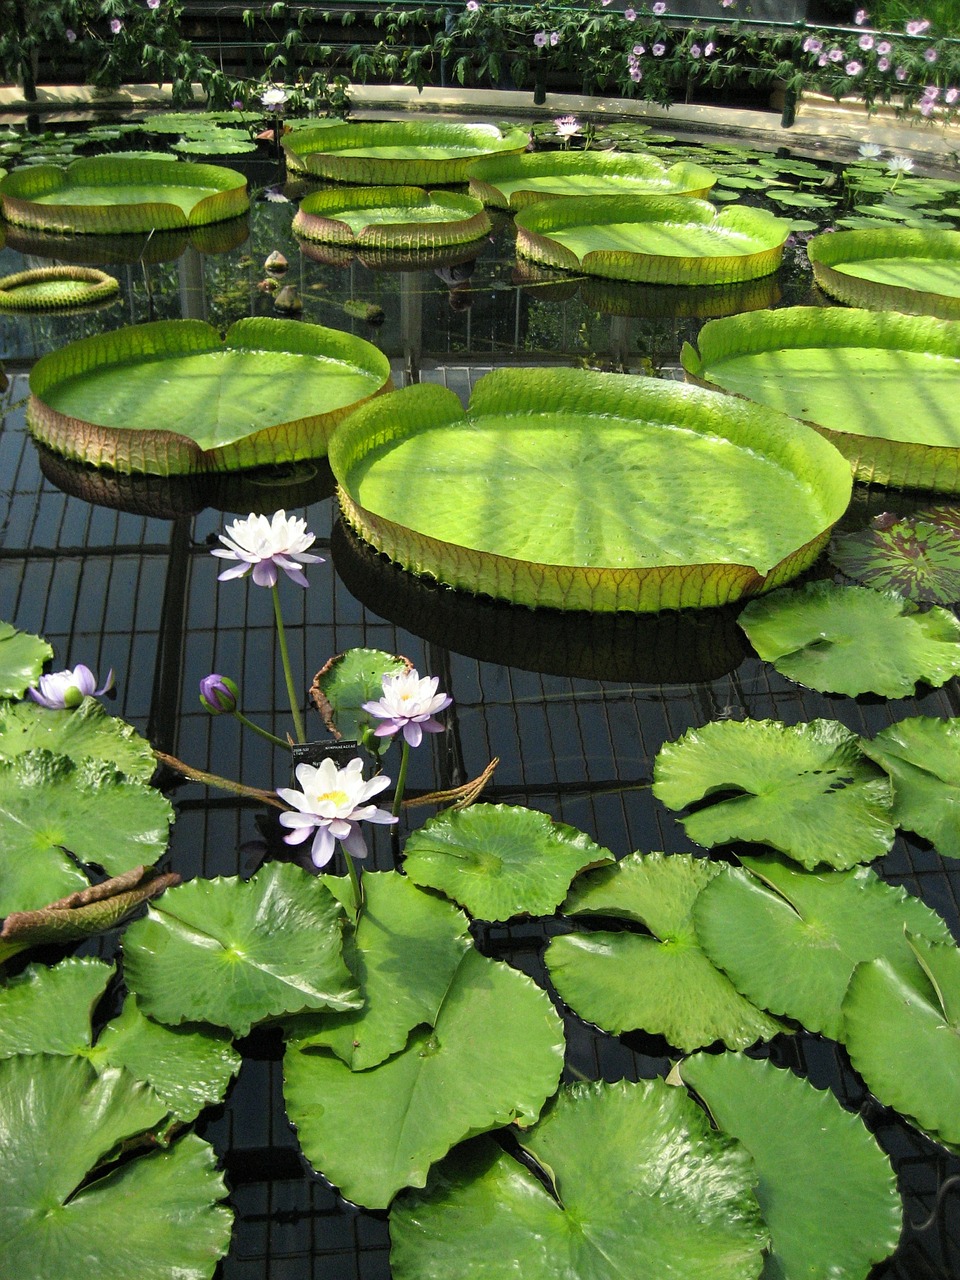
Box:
[693,854,953,1040]
[0,1055,232,1280]
[681,1052,901,1280]
[861,716,960,858]
[123,861,360,1036]
[0,621,53,698]
[403,803,614,921]
[390,1078,768,1279]
[284,946,564,1209]
[288,870,472,1070]
[546,853,782,1051]
[738,581,960,697]
[652,718,894,869]
[0,697,156,781]
[0,957,112,1057]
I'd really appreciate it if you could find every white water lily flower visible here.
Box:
[858,142,883,159]
[362,668,453,748]
[277,758,396,867]
[886,155,914,174]
[27,664,114,709]
[260,86,289,110]
[212,510,324,589]
[553,115,580,139]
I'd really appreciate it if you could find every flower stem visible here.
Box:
[345,852,363,911]
[232,709,291,750]
[392,738,411,820]
[272,583,306,744]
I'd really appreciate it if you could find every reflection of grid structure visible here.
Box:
[2,361,959,1279]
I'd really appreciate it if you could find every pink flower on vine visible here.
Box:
[109,18,123,33]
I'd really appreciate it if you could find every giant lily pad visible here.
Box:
[842,934,960,1148]
[389,1078,768,1280]
[514,196,789,285]
[546,853,783,1052]
[861,716,960,859]
[284,946,565,1209]
[682,308,960,491]
[0,620,52,698]
[693,854,953,1040]
[0,696,155,781]
[829,514,960,603]
[27,317,392,475]
[0,266,119,311]
[738,581,960,697]
[329,368,851,612]
[808,228,960,319]
[402,803,614,921]
[680,1052,901,1280]
[283,121,529,185]
[0,1054,232,1279]
[293,186,490,250]
[0,750,173,916]
[122,861,360,1036]
[0,155,248,234]
[652,718,894,869]
[467,150,715,211]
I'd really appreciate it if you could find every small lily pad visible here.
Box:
[402,803,614,921]
[829,516,960,603]
[310,647,408,743]
[0,957,113,1058]
[738,581,960,697]
[0,620,53,698]
[652,718,894,870]
[861,716,960,859]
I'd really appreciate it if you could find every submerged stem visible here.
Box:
[272,583,306,744]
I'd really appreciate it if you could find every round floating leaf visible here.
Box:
[284,946,564,1209]
[402,803,614,920]
[830,517,960,604]
[293,186,491,250]
[0,696,156,781]
[547,853,782,1052]
[694,854,953,1040]
[0,750,172,915]
[0,957,112,1057]
[652,718,894,869]
[123,861,360,1036]
[173,130,258,156]
[289,870,472,1070]
[843,935,960,1148]
[862,716,960,858]
[310,647,408,742]
[681,1052,901,1280]
[390,1077,768,1280]
[0,620,53,698]
[767,189,834,209]
[89,996,241,1123]
[738,581,960,697]
[0,1055,232,1280]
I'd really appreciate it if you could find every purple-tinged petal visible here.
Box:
[373,720,401,737]
[217,562,251,582]
[310,826,337,868]
[340,823,370,859]
[403,721,424,748]
[251,559,279,588]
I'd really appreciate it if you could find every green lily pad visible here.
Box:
[293,186,491,249]
[0,750,173,916]
[284,946,564,1209]
[467,150,715,211]
[693,853,953,1040]
[288,870,472,1070]
[173,130,258,156]
[402,803,614,921]
[829,516,960,604]
[0,696,155,780]
[283,121,530,185]
[0,1054,232,1279]
[680,1052,901,1280]
[808,228,960,319]
[682,307,960,491]
[652,718,894,869]
[0,265,119,311]
[766,189,834,209]
[0,620,53,698]
[390,1077,768,1280]
[122,861,360,1036]
[738,581,960,697]
[546,853,783,1051]
[861,716,960,859]
[0,957,113,1057]
[330,368,851,612]
[0,155,248,234]
[28,317,393,475]
[310,647,408,743]
[843,934,960,1148]
[515,196,789,285]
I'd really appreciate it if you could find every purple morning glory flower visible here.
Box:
[27,664,114,710]
[277,758,396,867]
[211,510,324,589]
[109,18,123,33]
[362,669,452,748]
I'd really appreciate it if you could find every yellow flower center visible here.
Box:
[318,789,349,807]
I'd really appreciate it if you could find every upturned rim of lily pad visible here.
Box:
[293,185,491,251]
[807,227,960,320]
[0,266,120,312]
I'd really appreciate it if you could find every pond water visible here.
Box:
[1,121,959,1279]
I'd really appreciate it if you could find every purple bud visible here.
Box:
[200,673,239,714]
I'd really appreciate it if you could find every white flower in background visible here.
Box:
[858,142,882,159]
[886,155,914,173]
[362,669,453,748]
[277,758,396,867]
[554,115,581,139]
[260,86,289,111]
[212,510,324,588]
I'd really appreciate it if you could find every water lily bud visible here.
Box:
[200,674,239,714]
